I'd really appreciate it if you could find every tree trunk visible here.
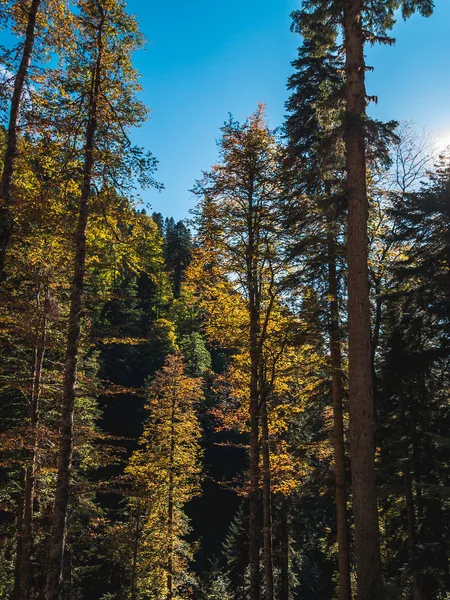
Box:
[327,221,352,600]
[131,500,141,600]
[0,0,42,281]
[248,183,261,600]
[12,471,26,600]
[249,343,261,600]
[15,287,49,600]
[279,496,289,600]
[398,394,427,600]
[45,7,105,599]
[343,0,384,598]
[167,390,176,600]
[261,400,274,600]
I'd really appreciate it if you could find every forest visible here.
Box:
[0,0,449,599]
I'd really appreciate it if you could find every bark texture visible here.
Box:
[279,496,290,600]
[45,7,105,598]
[0,0,42,280]
[261,401,274,600]
[327,223,352,600]
[343,0,384,598]
[15,288,48,600]
[248,179,261,600]
[167,388,176,600]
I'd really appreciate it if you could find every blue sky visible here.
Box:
[127,0,450,221]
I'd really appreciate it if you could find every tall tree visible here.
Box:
[45,4,106,594]
[341,1,384,597]
[291,2,434,598]
[44,1,158,596]
[193,107,297,600]
[0,0,42,280]
[341,2,433,597]
[286,12,352,599]
[0,0,72,280]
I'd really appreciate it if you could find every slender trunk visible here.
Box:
[0,0,42,280]
[371,275,382,406]
[15,288,49,600]
[398,395,426,600]
[45,8,105,599]
[131,500,141,600]
[167,390,176,600]
[261,400,274,600]
[249,348,260,600]
[12,471,26,600]
[248,183,261,600]
[343,1,383,598]
[327,221,352,600]
[279,496,289,600]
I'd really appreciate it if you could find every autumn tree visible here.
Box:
[124,354,204,600]
[44,1,159,597]
[193,105,299,600]
[0,0,72,281]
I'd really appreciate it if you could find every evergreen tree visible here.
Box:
[164,218,193,299]
[378,155,450,599]
[285,12,352,600]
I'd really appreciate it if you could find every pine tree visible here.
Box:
[340,3,434,596]
[291,2,434,598]
[164,218,193,298]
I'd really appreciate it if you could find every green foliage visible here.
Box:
[0,1,447,599]
[179,332,211,377]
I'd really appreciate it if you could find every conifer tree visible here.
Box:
[292,3,434,598]
[164,218,193,298]
[125,354,204,600]
[378,153,450,599]
[285,12,351,599]
[340,3,433,597]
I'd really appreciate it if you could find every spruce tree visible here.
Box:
[286,12,351,600]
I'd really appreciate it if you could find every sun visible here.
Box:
[434,131,450,152]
